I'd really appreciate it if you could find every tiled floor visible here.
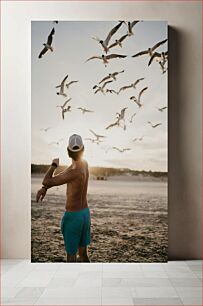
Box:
[1,260,202,305]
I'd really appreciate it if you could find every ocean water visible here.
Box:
[31,175,167,197]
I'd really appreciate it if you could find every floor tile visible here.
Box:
[35,297,101,305]
[41,286,101,298]
[102,287,132,298]
[2,287,23,299]
[135,286,179,298]
[133,297,183,305]
[175,287,202,298]
[169,277,202,287]
[2,296,39,305]
[180,296,202,305]
[14,287,45,298]
[102,297,133,305]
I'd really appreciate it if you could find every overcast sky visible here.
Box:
[31,21,167,171]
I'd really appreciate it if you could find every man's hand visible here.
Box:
[52,158,59,167]
[36,187,47,202]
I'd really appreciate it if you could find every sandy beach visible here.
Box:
[31,175,168,263]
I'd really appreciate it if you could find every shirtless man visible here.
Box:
[36,134,91,263]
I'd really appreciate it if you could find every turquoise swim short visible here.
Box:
[60,207,91,255]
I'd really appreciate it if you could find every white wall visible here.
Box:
[1,1,202,259]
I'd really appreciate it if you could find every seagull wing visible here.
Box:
[119,34,128,42]
[123,148,131,152]
[152,38,168,51]
[134,77,144,86]
[89,129,97,137]
[132,50,148,57]
[47,27,55,45]
[161,106,167,111]
[105,121,118,130]
[91,36,101,42]
[106,54,127,59]
[102,80,113,88]
[120,107,127,118]
[99,75,111,84]
[131,20,140,28]
[85,56,102,62]
[112,146,121,152]
[63,98,71,108]
[67,80,78,86]
[148,52,161,66]
[104,21,124,46]
[138,87,148,101]
[38,47,48,58]
[119,85,132,92]
[108,41,118,49]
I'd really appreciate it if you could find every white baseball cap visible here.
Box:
[68,134,84,152]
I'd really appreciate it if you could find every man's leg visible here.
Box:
[67,253,76,262]
[78,246,90,262]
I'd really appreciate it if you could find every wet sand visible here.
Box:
[31,178,168,263]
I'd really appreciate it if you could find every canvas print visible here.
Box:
[31,20,168,262]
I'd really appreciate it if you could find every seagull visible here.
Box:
[77,107,94,114]
[130,87,148,108]
[127,21,140,36]
[85,138,103,145]
[106,89,119,95]
[148,121,162,128]
[93,80,113,94]
[86,54,127,66]
[56,74,69,97]
[106,107,127,131]
[148,51,168,66]
[108,34,128,50]
[156,106,167,112]
[99,70,124,84]
[101,146,112,153]
[38,28,55,59]
[132,39,168,59]
[66,80,79,90]
[62,106,71,120]
[40,127,52,132]
[92,21,124,53]
[118,78,144,93]
[129,113,136,123]
[133,135,145,142]
[89,129,106,141]
[53,21,58,24]
[49,138,64,146]
[56,98,72,110]
[112,147,131,153]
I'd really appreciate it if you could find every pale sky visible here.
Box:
[31,21,167,171]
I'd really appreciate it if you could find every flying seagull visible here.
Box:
[108,34,128,50]
[118,78,144,93]
[56,98,72,110]
[132,39,168,59]
[61,106,71,120]
[56,74,69,97]
[38,28,55,59]
[85,138,103,145]
[86,54,127,66]
[156,106,167,112]
[148,121,162,128]
[127,21,140,36]
[92,21,124,53]
[148,51,168,66]
[106,107,127,131]
[130,86,148,108]
[89,129,106,141]
[112,147,131,153]
[93,80,113,94]
[129,112,136,123]
[40,127,52,132]
[99,70,124,84]
[66,80,79,90]
[133,135,145,142]
[105,120,121,130]
[49,138,64,146]
[77,107,94,114]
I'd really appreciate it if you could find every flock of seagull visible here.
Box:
[38,21,167,154]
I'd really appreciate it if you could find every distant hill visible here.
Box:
[31,164,167,178]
